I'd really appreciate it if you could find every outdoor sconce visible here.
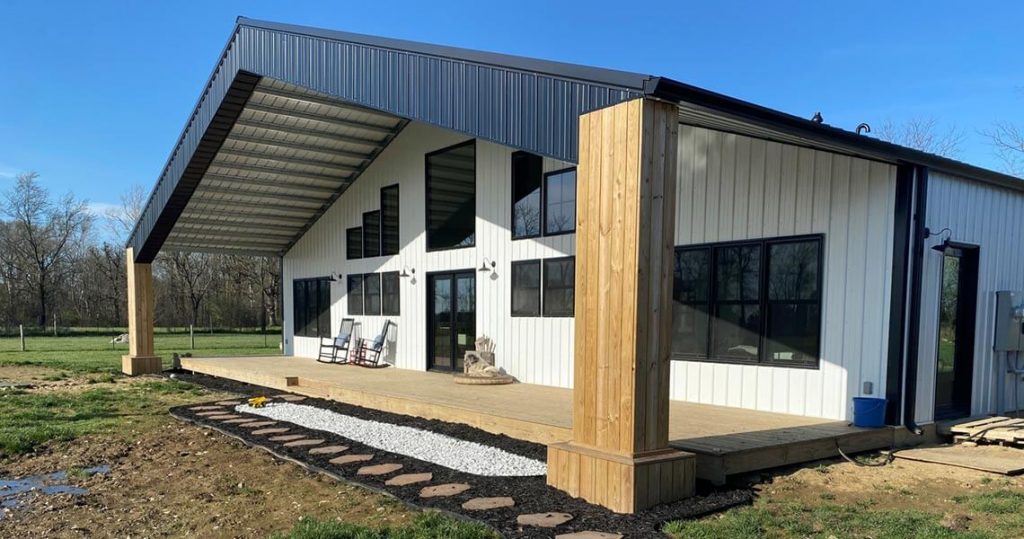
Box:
[399,266,416,278]
[328,273,339,282]
[925,227,953,254]
[478,257,497,272]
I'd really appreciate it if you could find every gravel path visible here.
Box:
[236,402,547,477]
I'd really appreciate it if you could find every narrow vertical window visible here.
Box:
[382,271,401,316]
[511,152,542,239]
[672,247,711,357]
[542,257,575,317]
[426,140,476,250]
[363,211,381,258]
[765,239,822,365]
[380,185,400,255]
[364,273,382,316]
[346,227,362,260]
[712,244,762,360]
[544,168,576,235]
[511,260,541,316]
[347,274,364,316]
[316,278,331,338]
[293,280,307,338]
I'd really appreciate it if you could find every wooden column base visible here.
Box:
[547,442,696,513]
[121,355,163,376]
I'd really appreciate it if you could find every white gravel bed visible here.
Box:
[236,402,547,477]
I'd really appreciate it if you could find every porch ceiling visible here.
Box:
[162,78,406,257]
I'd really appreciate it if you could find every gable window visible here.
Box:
[542,257,576,317]
[347,274,364,316]
[292,277,331,338]
[544,168,576,235]
[671,235,823,368]
[363,273,382,316]
[346,227,362,260]
[382,271,401,316]
[426,140,476,251]
[511,152,543,239]
[363,210,381,258]
[380,185,400,255]
[511,260,541,316]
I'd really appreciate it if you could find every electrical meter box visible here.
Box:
[994,291,1024,352]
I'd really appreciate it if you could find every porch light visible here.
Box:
[931,239,952,254]
[925,227,953,254]
[479,257,496,272]
[399,266,415,278]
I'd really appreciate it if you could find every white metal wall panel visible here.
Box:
[283,122,575,387]
[668,125,898,420]
[915,171,1024,423]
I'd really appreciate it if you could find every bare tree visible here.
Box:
[875,117,965,158]
[163,251,214,327]
[0,172,93,326]
[982,122,1024,178]
[105,183,147,242]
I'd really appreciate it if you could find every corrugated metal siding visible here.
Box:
[915,171,1024,423]
[668,125,898,420]
[283,122,576,387]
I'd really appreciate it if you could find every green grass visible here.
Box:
[956,490,1024,515]
[272,512,498,539]
[0,332,282,373]
[0,378,207,457]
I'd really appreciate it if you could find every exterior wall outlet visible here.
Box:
[862,381,873,395]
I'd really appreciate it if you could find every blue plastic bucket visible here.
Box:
[852,397,887,428]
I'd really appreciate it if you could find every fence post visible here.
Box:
[190,324,195,350]
[20,325,25,352]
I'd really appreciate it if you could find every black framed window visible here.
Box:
[346,227,362,260]
[363,210,381,258]
[382,271,401,316]
[512,152,542,239]
[292,277,331,338]
[511,260,541,316]
[426,140,476,250]
[670,235,823,368]
[542,257,575,317]
[381,185,400,255]
[347,274,364,316]
[544,168,576,235]
[363,273,382,316]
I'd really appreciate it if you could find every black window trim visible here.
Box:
[542,166,578,237]
[347,274,365,316]
[672,233,824,369]
[542,255,576,318]
[381,271,401,316]
[292,276,333,338]
[510,258,542,317]
[346,226,363,260]
[363,210,382,258]
[363,272,383,316]
[380,183,400,256]
[425,139,477,253]
[511,151,543,241]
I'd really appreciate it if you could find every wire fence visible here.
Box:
[0,325,283,352]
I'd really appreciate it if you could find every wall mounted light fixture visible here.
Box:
[399,266,416,278]
[478,257,497,272]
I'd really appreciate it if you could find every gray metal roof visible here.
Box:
[128,17,1021,262]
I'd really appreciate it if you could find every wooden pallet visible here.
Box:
[948,416,1024,446]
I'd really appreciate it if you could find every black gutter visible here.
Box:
[902,166,929,435]
[884,165,915,425]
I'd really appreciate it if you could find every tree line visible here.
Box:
[0,174,280,333]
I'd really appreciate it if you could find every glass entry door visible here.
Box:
[934,245,979,420]
[427,271,476,372]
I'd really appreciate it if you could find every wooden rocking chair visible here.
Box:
[317,318,355,364]
[351,320,395,368]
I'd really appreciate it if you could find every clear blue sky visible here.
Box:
[1,0,1021,221]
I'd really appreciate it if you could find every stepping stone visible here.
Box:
[462,497,515,510]
[419,483,471,498]
[239,421,277,428]
[356,463,403,476]
[556,533,622,539]
[269,434,306,442]
[252,428,290,435]
[215,400,242,406]
[273,394,307,402]
[309,445,349,455]
[190,405,223,411]
[283,438,324,448]
[222,418,260,424]
[195,411,224,416]
[517,513,574,528]
[385,473,432,486]
[209,414,241,420]
[330,454,374,465]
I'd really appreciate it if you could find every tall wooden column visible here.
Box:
[122,247,162,375]
[547,98,695,513]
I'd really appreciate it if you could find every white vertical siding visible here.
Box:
[668,125,898,420]
[915,171,1024,423]
[283,122,575,387]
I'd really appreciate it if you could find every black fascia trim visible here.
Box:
[902,165,929,435]
[884,164,915,425]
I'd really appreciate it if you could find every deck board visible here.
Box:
[182,355,894,483]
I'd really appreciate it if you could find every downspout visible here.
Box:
[902,166,929,435]
[884,165,915,425]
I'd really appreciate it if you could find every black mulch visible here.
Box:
[169,371,753,538]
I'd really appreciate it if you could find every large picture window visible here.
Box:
[347,275,364,316]
[292,278,332,338]
[542,257,575,317]
[511,260,541,316]
[426,140,476,250]
[671,235,823,368]
[511,152,542,239]
[381,185,400,255]
[363,210,381,258]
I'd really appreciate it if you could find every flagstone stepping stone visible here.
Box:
[215,400,243,406]
[252,428,290,435]
[269,434,306,442]
[462,497,515,510]
[272,394,307,402]
[283,438,324,448]
[356,463,403,476]
[209,414,241,420]
[308,445,349,455]
[330,454,374,465]
[555,532,622,539]
[419,483,471,498]
[517,513,574,528]
[195,411,224,416]
[190,405,223,411]
[239,421,277,428]
[385,473,432,486]
[222,418,259,424]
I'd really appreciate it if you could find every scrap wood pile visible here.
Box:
[949,416,1024,447]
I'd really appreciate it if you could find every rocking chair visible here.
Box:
[317,318,355,364]
[352,320,395,368]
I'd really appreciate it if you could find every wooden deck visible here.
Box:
[181,355,895,484]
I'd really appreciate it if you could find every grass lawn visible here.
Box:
[273,513,498,539]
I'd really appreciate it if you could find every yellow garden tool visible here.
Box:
[247,396,269,408]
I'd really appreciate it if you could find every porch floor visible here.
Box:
[180,355,895,484]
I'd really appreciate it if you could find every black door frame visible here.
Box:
[933,242,979,420]
[426,269,477,372]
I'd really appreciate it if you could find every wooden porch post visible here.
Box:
[546,98,695,513]
[122,247,162,375]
